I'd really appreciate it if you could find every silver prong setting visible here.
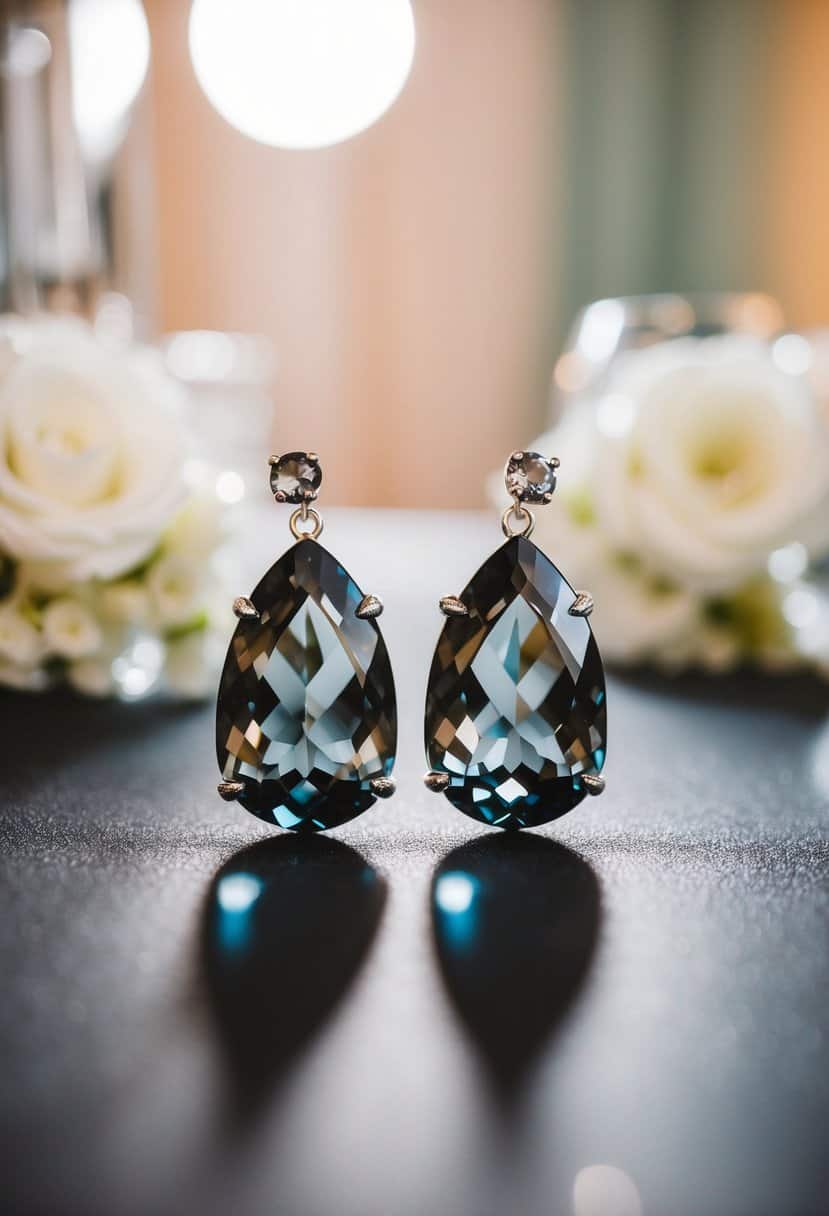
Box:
[582,773,605,796]
[369,775,396,799]
[218,781,245,801]
[233,595,260,621]
[356,593,384,620]
[439,595,468,618]
[424,771,450,793]
[569,591,594,618]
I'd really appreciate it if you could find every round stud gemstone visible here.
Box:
[505,451,557,503]
[269,452,322,503]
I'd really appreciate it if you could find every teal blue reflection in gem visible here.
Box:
[216,872,264,953]
[434,871,480,950]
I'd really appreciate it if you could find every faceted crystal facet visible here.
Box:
[269,452,322,503]
[216,539,396,831]
[424,536,606,830]
[505,451,557,503]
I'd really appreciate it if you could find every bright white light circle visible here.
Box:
[189,0,416,150]
[216,873,264,913]
[215,469,246,504]
[771,332,813,377]
[434,873,477,915]
[572,1164,642,1216]
[69,0,150,163]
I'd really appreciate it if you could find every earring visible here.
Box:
[423,451,606,830]
[215,452,397,832]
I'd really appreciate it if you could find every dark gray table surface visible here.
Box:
[2,509,828,1216]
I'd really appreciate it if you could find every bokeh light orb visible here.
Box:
[69,0,150,162]
[189,0,415,150]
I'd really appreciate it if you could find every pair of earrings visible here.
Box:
[215,451,607,833]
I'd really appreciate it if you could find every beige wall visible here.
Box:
[768,0,829,332]
[144,0,560,507]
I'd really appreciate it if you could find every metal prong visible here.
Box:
[569,591,594,618]
[268,454,279,466]
[218,781,245,801]
[307,452,319,463]
[356,593,383,620]
[424,771,450,793]
[370,775,396,799]
[548,456,561,468]
[510,450,524,462]
[233,595,260,621]
[439,595,468,617]
[582,773,605,796]
[541,491,554,504]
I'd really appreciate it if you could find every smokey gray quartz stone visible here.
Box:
[216,539,397,831]
[505,451,557,503]
[269,452,322,503]
[424,535,606,829]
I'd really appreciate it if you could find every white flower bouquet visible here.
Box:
[0,315,232,698]
[499,330,829,676]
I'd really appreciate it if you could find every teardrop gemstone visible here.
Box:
[424,535,606,830]
[216,539,397,832]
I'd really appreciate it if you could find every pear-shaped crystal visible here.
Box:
[216,539,397,831]
[424,536,606,829]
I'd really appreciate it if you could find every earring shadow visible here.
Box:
[432,833,600,1105]
[203,834,386,1122]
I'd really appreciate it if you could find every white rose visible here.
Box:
[0,317,187,585]
[590,336,829,593]
[0,661,51,692]
[42,598,102,659]
[68,657,114,697]
[99,579,150,625]
[147,553,206,627]
[165,629,224,700]
[165,490,226,558]
[497,336,829,676]
[0,603,43,666]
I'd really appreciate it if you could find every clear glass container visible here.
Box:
[161,329,277,505]
[552,291,785,411]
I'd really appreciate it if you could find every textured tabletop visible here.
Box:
[2,509,828,1216]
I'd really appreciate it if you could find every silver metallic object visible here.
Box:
[356,594,384,620]
[569,592,594,618]
[217,781,245,802]
[288,503,324,541]
[232,596,260,621]
[501,502,535,539]
[423,771,451,793]
[369,776,396,798]
[439,595,468,618]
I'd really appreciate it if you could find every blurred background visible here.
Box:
[4,0,829,506]
[3,10,829,1215]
